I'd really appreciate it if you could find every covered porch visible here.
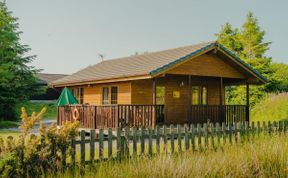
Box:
[57,74,250,129]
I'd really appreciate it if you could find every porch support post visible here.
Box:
[219,77,224,123]
[219,77,223,105]
[152,78,156,105]
[152,78,156,128]
[246,82,250,122]
[188,75,192,123]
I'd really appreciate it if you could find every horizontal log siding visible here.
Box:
[167,54,245,79]
[70,81,132,105]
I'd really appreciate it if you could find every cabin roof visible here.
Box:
[51,41,267,87]
[37,73,68,85]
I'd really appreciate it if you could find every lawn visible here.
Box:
[251,92,288,122]
[0,130,21,139]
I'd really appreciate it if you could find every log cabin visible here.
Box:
[51,41,267,129]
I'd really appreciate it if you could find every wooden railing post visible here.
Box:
[246,82,250,122]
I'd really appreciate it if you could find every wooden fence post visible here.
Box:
[210,123,215,149]
[203,123,208,148]
[156,126,160,154]
[80,130,86,165]
[184,124,189,150]
[141,126,145,154]
[90,129,95,163]
[132,127,137,156]
[108,128,113,158]
[163,125,167,152]
[116,128,121,158]
[190,124,195,152]
[99,129,104,160]
[148,127,153,156]
[177,124,182,153]
[170,124,175,154]
[216,123,220,147]
[124,126,130,157]
[197,124,202,151]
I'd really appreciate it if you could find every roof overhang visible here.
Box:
[149,42,268,85]
[50,74,151,88]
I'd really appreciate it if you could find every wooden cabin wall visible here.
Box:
[167,54,245,79]
[130,76,225,124]
[131,79,153,104]
[69,81,132,105]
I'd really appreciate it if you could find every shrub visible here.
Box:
[0,107,80,177]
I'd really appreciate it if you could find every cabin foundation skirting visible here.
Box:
[57,104,248,129]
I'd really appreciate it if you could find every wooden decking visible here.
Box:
[57,104,247,129]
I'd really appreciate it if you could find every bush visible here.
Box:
[0,107,80,177]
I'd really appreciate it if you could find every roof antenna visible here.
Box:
[98,53,105,62]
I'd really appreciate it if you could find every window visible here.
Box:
[79,88,84,104]
[156,86,165,105]
[191,86,207,105]
[102,87,109,105]
[70,88,83,103]
[192,86,199,105]
[111,86,118,104]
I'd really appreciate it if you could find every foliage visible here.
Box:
[216,12,283,107]
[16,101,57,120]
[251,93,288,122]
[56,135,288,178]
[0,2,41,120]
[0,107,80,178]
[267,63,288,92]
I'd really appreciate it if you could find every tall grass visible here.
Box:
[58,135,288,178]
[251,92,288,122]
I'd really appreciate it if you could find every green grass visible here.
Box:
[0,120,19,129]
[16,101,57,120]
[57,135,288,178]
[251,92,288,122]
[0,130,21,139]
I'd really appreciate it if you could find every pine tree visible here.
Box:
[216,12,274,107]
[0,2,40,120]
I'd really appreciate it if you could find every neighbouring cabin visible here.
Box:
[52,41,267,129]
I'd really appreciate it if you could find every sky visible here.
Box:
[6,0,288,74]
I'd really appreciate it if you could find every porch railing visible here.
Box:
[190,105,248,124]
[57,104,165,129]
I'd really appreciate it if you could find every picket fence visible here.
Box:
[69,121,287,166]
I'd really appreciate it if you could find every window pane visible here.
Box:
[192,86,199,105]
[102,87,109,105]
[156,86,165,105]
[111,86,118,104]
[202,86,207,105]
[79,88,84,104]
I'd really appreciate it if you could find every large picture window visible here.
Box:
[102,87,109,105]
[191,86,207,105]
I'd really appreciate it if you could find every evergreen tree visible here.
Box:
[216,12,274,107]
[0,2,39,120]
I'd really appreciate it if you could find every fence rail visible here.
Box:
[67,121,287,165]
